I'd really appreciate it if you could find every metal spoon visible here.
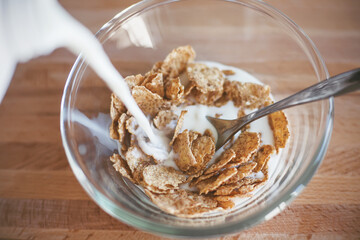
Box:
[207,68,360,150]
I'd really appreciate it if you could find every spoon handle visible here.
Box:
[243,68,360,123]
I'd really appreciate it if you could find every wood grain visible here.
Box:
[0,199,359,237]
[0,0,359,239]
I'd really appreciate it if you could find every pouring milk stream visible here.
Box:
[0,0,166,146]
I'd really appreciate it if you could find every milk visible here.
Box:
[0,0,161,145]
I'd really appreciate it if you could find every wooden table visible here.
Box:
[0,0,359,239]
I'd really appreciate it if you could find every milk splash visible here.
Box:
[71,109,117,152]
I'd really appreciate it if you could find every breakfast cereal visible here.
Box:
[108,45,289,218]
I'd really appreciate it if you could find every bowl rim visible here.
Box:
[60,0,334,237]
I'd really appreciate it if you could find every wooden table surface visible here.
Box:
[0,0,359,239]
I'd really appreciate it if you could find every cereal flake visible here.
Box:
[153,110,177,130]
[253,145,275,172]
[142,165,186,190]
[110,153,134,182]
[197,168,237,194]
[132,86,171,117]
[161,45,196,78]
[173,130,215,175]
[145,189,218,218]
[170,110,187,145]
[125,74,145,89]
[186,63,225,104]
[230,132,260,164]
[268,111,289,152]
[225,161,257,184]
[204,149,236,174]
[144,72,164,97]
[165,77,185,101]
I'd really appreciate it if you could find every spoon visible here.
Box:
[207,68,360,150]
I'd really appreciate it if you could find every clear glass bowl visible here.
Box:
[61,0,333,237]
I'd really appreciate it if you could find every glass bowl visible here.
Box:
[60,0,333,237]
